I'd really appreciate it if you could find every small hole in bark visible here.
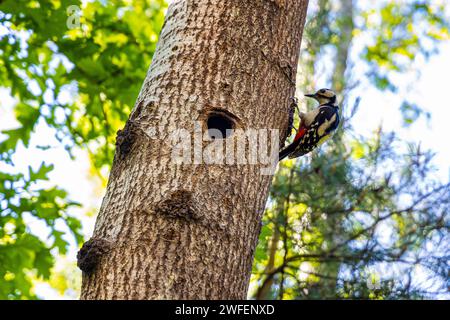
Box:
[207,113,234,139]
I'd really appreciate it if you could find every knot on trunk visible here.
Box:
[156,190,203,221]
[115,120,139,160]
[77,238,112,274]
[267,0,285,9]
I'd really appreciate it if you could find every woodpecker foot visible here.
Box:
[285,97,300,143]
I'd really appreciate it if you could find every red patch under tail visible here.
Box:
[294,126,307,141]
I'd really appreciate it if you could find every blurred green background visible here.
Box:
[0,0,449,299]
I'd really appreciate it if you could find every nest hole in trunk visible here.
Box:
[206,112,236,139]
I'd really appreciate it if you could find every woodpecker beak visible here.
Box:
[304,93,316,98]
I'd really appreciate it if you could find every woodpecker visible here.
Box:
[279,88,340,161]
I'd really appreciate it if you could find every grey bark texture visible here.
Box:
[79,0,309,299]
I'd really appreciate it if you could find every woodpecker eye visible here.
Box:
[207,113,234,139]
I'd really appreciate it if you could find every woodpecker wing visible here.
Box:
[287,105,339,158]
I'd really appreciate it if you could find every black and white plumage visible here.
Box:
[279,88,340,161]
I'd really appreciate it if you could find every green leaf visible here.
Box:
[51,230,69,255]
[29,162,54,182]
[34,249,54,279]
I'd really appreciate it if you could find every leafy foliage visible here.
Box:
[0,162,82,299]
[0,0,166,173]
[0,0,166,298]
[362,1,450,92]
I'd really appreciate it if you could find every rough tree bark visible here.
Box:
[79,0,309,299]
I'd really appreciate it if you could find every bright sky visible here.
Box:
[0,1,449,299]
[345,44,450,182]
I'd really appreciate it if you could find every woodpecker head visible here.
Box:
[305,88,337,106]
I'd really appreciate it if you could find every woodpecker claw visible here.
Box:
[286,97,299,142]
[286,97,302,137]
[289,97,299,109]
[290,97,302,120]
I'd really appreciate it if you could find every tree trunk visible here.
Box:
[79,0,309,300]
[255,213,280,299]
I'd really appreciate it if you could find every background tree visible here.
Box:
[251,0,450,299]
